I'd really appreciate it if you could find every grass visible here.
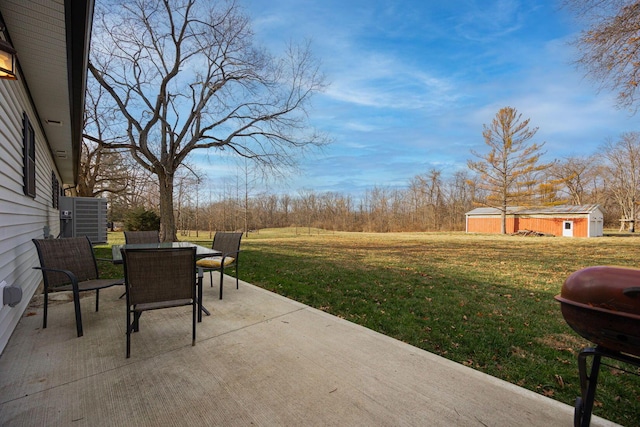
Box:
[95,229,640,425]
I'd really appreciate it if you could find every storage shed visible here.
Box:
[465,205,605,237]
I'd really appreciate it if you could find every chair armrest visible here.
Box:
[33,266,77,278]
[221,249,241,259]
[33,266,80,290]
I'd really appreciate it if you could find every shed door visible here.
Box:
[562,221,574,237]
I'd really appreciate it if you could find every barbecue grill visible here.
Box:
[555,265,640,426]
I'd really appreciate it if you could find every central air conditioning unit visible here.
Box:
[59,196,108,243]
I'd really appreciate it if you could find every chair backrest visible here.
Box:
[212,232,243,257]
[121,247,196,305]
[124,230,160,244]
[32,237,99,288]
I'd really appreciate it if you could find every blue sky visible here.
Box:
[198,0,638,196]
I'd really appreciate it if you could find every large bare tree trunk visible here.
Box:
[158,171,177,242]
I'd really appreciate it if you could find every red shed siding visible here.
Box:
[467,215,589,236]
[574,218,588,237]
[516,217,588,237]
[467,217,516,234]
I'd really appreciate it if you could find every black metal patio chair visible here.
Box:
[32,236,124,337]
[121,246,201,358]
[195,232,242,299]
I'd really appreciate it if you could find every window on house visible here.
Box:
[23,112,36,198]
[51,171,59,208]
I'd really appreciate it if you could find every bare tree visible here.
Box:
[174,167,202,235]
[601,132,640,231]
[468,106,552,234]
[235,157,261,236]
[76,139,129,198]
[548,155,601,205]
[444,170,475,230]
[87,0,328,241]
[280,194,292,227]
[407,169,445,230]
[77,79,131,198]
[566,0,640,111]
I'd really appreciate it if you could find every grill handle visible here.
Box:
[623,287,640,297]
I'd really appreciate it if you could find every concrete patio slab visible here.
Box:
[0,277,620,426]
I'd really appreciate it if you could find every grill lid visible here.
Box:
[557,265,640,315]
[556,266,640,355]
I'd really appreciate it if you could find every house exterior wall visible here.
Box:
[0,76,61,352]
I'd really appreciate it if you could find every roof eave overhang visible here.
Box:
[0,0,93,186]
[65,0,94,186]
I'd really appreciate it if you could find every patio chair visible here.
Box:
[121,246,200,358]
[196,232,242,300]
[124,230,160,244]
[32,236,124,337]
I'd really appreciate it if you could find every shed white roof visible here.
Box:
[465,204,603,216]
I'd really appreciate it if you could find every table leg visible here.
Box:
[197,267,210,321]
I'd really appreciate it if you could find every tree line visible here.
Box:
[93,128,640,234]
[175,169,475,233]
[181,133,639,234]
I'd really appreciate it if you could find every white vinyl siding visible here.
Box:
[0,74,61,353]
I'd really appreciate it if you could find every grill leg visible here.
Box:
[575,347,602,427]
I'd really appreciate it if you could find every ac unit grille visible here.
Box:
[59,197,108,243]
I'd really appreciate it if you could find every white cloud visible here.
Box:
[454,0,528,42]
[322,53,458,112]
[343,122,380,133]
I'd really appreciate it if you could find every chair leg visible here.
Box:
[95,289,100,312]
[192,301,196,346]
[219,266,224,299]
[72,289,83,337]
[43,289,48,329]
[209,270,213,287]
[198,276,203,323]
[235,264,239,289]
[126,309,132,358]
[133,311,141,332]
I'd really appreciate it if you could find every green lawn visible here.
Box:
[96,229,640,425]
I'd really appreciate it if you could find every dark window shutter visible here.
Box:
[23,112,36,198]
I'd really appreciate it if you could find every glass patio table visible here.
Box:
[112,242,221,321]
[111,241,221,264]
